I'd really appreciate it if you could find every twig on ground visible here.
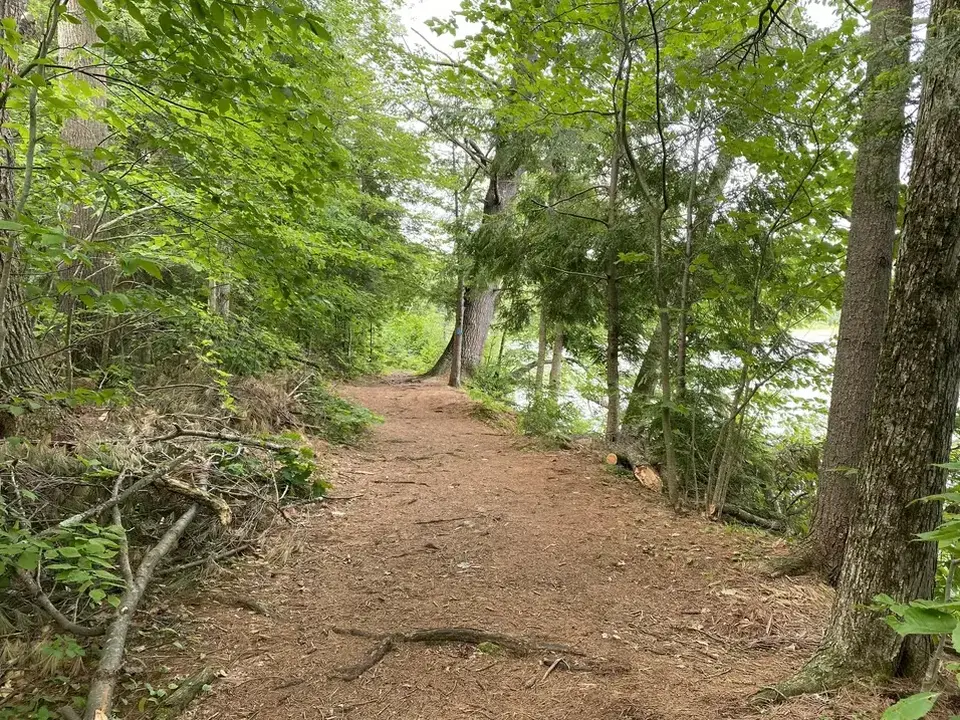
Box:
[328,626,589,681]
[414,516,479,525]
[526,657,563,687]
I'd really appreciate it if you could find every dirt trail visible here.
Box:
[171,379,879,719]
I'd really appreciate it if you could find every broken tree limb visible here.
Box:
[328,626,587,681]
[721,505,785,532]
[84,504,198,720]
[156,476,232,525]
[110,472,134,587]
[605,454,663,493]
[51,452,193,533]
[147,424,289,451]
[15,568,104,637]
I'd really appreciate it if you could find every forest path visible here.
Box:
[176,378,856,720]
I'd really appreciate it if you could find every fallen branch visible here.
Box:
[15,568,104,637]
[721,505,785,532]
[110,472,134,587]
[84,504,198,720]
[156,476,232,525]
[51,453,192,534]
[147,424,289,452]
[373,480,429,486]
[157,543,253,577]
[328,626,587,681]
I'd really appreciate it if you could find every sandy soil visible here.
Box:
[159,378,891,720]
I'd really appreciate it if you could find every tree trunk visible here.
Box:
[677,107,705,398]
[548,324,563,398]
[604,143,621,442]
[764,2,960,694]
[622,326,660,433]
[449,271,465,388]
[426,145,521,380]
[0,0,48,400]
[786,0,915,585]
[208,280,231,319]
[59,0,110,378]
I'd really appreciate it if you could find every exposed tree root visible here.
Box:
[749,651,855,706]
[328,626,592,681]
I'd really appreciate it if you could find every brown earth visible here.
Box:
[155,378,891,720]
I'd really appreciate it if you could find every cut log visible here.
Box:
[605,454,662,492]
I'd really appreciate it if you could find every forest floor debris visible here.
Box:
[152,378,895,719]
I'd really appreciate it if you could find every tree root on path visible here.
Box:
[749,650,856,706]
[328,626,609,681]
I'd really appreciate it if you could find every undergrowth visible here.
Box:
[0,371,377,719]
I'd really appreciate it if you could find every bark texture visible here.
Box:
[765,3,960,694]
[0,0,47,397]
[799,0,914,584]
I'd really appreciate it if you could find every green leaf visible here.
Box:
[882,692,939,720]
[77,0,109,21]
[17,550,39,571]
[89,588,106,603]
[887,607,957,636]
[917,521,960,543]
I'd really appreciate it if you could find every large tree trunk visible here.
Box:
[59,0,110,384]
[784,0,915,585]
[426,152,520,380]
[0,0,48,400]
[764,1,960,695]
[424,285,498,378]
[460,285,498,375]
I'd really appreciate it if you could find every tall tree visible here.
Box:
[778,0,914,584]
[0,0,50,399]
[426,144,521,378]
[762,0,960,694]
